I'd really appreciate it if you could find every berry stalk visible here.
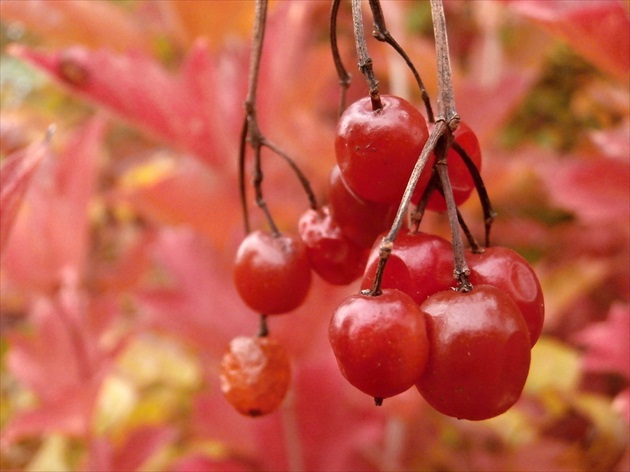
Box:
[330,0,352,115]
[351,0,382,110]
[368,0,434,122]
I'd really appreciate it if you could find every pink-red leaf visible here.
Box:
[1,117,106,292]
[541,156,630,223]
[508,0,630,80]
[574,303,630,379]
[0,130,51,255]
[8,41,234,169]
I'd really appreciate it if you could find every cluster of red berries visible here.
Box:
[221,93,544,421]
[327,95,544,421]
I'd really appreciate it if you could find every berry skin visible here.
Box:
[467,247,545,346]
[416,285,531,421]
[220,336,290,416]
[233,230,311,314]
[361,231,455,305]
[416,121,482,211]
[298,206,367,285]
[327,165,396,248]
[335,95,430,204]
[329,288,430,400]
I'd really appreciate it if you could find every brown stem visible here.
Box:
[368,0,435,122]
[351,0,381,110]
[238,114,251,234]
[261,138,318,211]
[409,171,439,233]
[241,0,317,234]
[430,0,459,128]
[330,0,352,115]
[369,121,448,296]
[258,314,269,337]
[452,141,497,248]
[435,136,472,292]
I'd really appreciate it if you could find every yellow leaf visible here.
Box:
[25,435,69,472]
[525,337,581,397]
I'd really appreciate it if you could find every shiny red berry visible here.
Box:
[327,165,396,248]
[233,230,311,314]
[467,246,545,346]
[335,95,430,204]
[298,206,367,285]
[417,285,531,420]
[361,231,455,305]
[329,289,430,400]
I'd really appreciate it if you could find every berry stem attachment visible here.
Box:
[330,0,352,115]
[258,314,269,337]
[435,137,472,292]
[351,0,382,110]
[430,0,459,128]
[368,0,435,122]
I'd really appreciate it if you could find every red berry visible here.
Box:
[335,95,430,204]
[417,285,531,420]
[467,247,545,346]
[220,336,290,416]
[298,206,367,285]
[415,121,482,211]
[329,289,430,400]
[361,231,455,305]
[233,230,311,314]
[327,165,396,248]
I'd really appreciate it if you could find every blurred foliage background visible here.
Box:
[0,1,628,471]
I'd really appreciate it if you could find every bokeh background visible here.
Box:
[1,1,628,471]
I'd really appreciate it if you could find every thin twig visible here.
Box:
[430,0,459,128]
[238,115,251,234]
[369,120,448,295]
[435,137,472,291]
[370,0,468,295]
[240,0,318,235]
[430,0,470,290]
[261,138,318,211]
[452,141,497,248]
[330,0,352,115]
[351,0,382,110]
[368,0,434,122]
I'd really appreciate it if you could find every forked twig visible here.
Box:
[239,0,318,236]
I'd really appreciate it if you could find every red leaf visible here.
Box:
[0,130,51,255]
[169,454,254,472]
[541,156,630,223]
[574,303,630,379]
[2,272,122,448]
[1,117,106,292]
[113,426,178,472]
[8,41,235,169]
[0,379,101,449]
[82,426,177,472]
[508,0,630,80]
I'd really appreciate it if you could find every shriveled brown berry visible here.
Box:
[220,336,291,417]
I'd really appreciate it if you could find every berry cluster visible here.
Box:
[221,0,545,421]
[324,93,544,421]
